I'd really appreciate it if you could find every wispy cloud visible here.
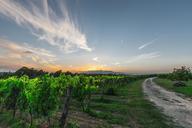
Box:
[108,52,160,66]
[0,38,56,65]
[114,62,120,65]
[92,57,99,62]
[0,0,92,53]
[126,52,160,63]
[138,39,157,50]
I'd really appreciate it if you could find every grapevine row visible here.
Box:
[0,74,137,127]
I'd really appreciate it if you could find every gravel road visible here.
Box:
[143,78,192,128]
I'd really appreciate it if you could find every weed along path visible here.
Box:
[143,78,192,128]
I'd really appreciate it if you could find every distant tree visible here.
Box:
[64,71,73,75]
[170,66,192,81]
[52,70,62,77]
[0,72,14,79]
[15,67,47,78]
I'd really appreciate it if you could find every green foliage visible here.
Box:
[3,77,24,118]
[105,88,115,95]
[0,73,146,127]
[66,120,80,128]
[73,76,97,112]
[169,66,192,81]
[35,75,59,119]
[0,74,100,127]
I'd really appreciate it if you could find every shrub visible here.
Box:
[170,66,192,81]
[173,81,186,87]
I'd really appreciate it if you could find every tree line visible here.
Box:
[158,66,192,81]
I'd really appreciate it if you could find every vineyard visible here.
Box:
[1,67,188,128]
[0,72,142,128]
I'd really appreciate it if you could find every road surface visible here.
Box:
[143,78,192,128]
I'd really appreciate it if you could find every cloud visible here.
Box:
[138,39,157,50]
[92,57,99,62]
[0,0,92,53]
[107,52,160,67]
[69,65,73,68]
[126,52,160,63]
[0,38,56,65]
[113,62,120,65]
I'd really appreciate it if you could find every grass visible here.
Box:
[86,80,180,128]
[154,78,192,97]
[0,111,29,128]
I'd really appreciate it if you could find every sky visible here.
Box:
[0,0,192,73]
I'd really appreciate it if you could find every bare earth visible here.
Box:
[143,78,192,128]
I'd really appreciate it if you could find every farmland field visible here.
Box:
[0,74,180,128]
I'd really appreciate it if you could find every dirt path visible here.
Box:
[143,78,192,128]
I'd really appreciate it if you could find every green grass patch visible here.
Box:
[155,78,192,97]
[87,80,180,128]
[0,111,29,128]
